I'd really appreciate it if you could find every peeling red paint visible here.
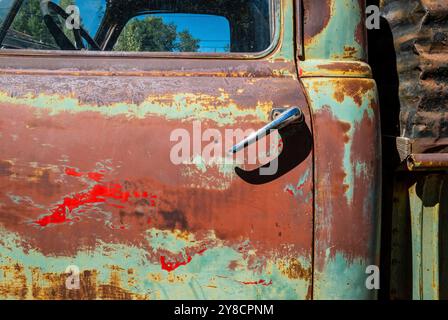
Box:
[160,255,192,272]
[35,183,129,226]
[65,167,82,177]
[109,204,125,209]
[65,167,104,182]
[160,248,207,272]
[240,279,273,286]
[296,180,306,191]
[87,172,104,182]
[1,98,314,255]
[35,169,156,227]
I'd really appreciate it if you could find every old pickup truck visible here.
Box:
[0,0,381,299]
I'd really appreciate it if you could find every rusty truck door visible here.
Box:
[0,0,314,299]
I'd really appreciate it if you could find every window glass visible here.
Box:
[1,0,106,49]
[0,0,15,26]
[114,14,230,53]
[9,0,58,48]
[0,0,274,53]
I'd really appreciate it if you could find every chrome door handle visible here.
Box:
[229,106,304,154]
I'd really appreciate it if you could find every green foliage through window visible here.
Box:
[10,0,56,45]
[114,16,200,52]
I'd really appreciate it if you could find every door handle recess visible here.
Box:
[229,106,304,154]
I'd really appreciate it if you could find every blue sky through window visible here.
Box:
[74,0,230,52]
[153,14,230,53]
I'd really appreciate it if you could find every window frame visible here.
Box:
[0,0,280,60]
[105,13,232,53]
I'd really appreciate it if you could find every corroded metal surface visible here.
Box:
[0,75,315,296]
[407,153,448,171]
[303,0,367,61]
[300,0,381,299]
[299,60,372,78]
[0,0,317,299]
[301,77,381,299]
[0,66,315,299]
[0,0,382,300]
[381,0,448,140]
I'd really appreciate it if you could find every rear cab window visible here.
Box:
[0,0,276,54]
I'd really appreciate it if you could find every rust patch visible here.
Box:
[239,279,272,286]
[228,260,241,271]
[29,267,148,300]
[316,62,371,75]
[313,107,378,267]
[278,258,312,281]
[342,46,358,59]
[31,268,97,300]
[97,267,147,300]
[166,273,188,284]
[306,282,312,300]
[333,79,375,106]
[0,148,313,258]
[0,263,27,299]
[303,0,332,44]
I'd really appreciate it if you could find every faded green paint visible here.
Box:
[283,168,311,197]
[269,0,296,63]
[299,0,380,301]
[304,0,365,61]
[0,0,381,301]
[302,78,377,203]
[409,182,423,299]
[0,92,272,126]
[313,252,375,300]
[392,175,447,300]
[301,76,380,300]
[0,227,311,299]
[180,158,236,191]
[421,175,441,300]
